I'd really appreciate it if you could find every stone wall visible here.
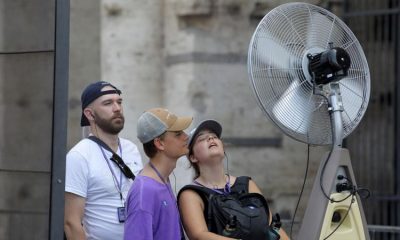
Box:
[0,0,55,238]
[0,0,376,238]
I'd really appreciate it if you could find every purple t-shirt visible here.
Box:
[124,175,182,240]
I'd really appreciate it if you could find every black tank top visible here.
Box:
[178,176,251,219]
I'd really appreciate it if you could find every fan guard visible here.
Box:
[248,2,370,145]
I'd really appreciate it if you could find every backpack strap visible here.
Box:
[178,184,215,203]
[177,176,253,202]
[231,176,251,194]
[178,184,217,231]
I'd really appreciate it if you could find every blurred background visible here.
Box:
[0,0,399,239]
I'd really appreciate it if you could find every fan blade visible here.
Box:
[256,37,292,69]
[272,79,313,134]
[339,78,365,127]
[306,11,335,49]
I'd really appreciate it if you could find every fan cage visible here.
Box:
[248,2,370,145]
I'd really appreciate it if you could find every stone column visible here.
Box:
[100,0,164,149]
[68,0,101,146]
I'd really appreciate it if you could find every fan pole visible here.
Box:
[297,84,370,240]
[327,83,344,147]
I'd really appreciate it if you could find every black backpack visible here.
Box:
[178,176,281,240]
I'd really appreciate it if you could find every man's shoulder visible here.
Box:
[128,176,166,209]
[132,176,165,194]
[66,139,98,164]
[68,137,137,152]
[68,138,95,153]
[119,137,136,146]
[119,137,140,153]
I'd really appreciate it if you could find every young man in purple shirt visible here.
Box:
[124,108,192,240]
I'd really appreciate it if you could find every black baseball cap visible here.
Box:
[80,81,121,126]
[188,119,222,156]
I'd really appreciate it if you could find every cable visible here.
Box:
[319,145,353,203]
[172,171,177,194]
[0,49,53,54]
[290,144,310,239]
[312,91,354,239]
[323,184,370,239]
[314,92,337,201]
[224,151,230,176]
[318,99,353,203]
[323,194,355,240]
[319,148,353,203]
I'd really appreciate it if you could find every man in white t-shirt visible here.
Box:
[64,81,143,240]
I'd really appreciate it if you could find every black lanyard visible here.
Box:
[88,136,135,180]
[99,143,124,201]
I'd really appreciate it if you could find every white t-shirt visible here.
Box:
[65,138,143,240]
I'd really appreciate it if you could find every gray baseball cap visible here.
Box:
[137,108,193,143]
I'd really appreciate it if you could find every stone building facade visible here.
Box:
[69,0,325,234]
[1,0,346,239]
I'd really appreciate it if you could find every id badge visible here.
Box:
[117,207,126,223]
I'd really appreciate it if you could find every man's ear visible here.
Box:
[83,108,95,121]
[153,138,165,151]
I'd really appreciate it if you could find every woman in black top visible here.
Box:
[178,120,289,240]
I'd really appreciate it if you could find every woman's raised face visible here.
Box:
[191,129,224,162]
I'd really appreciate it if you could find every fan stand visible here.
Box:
[297,83,370,240]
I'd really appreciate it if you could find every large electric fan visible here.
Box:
[248,2,370,240]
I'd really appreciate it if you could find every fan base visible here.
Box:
[297,148,370,240]
[320,192,367,239]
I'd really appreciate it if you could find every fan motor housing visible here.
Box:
[307,47,351,85]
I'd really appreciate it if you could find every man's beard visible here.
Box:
[94,113,124,135]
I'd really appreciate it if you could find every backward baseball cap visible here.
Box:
[137,108,193,143]
[80,81,121,126]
